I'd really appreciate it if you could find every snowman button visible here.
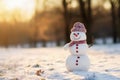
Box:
[76,60,78,62]
[76,47,78,49]
[76,44,78,46]
[76,63,78,65]
[77,56,80,58]
[76,51,78,53]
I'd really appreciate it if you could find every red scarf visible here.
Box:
[69,40,86,47]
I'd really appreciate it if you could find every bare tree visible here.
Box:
[118,0,120,41]
[31,0,39,47]
[109,0,117,43]
[32,0,47,47]
[117,0,120,22]
[78,0,93,44]
[62,0,71,43]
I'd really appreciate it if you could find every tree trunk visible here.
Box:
[87,0,93,44]
[118,0,120,20]
[110,0,117,43]
[118,0,120,41]
[33,24,39,47]
[56,40,61,46]
[62,0,70,43]
[78,0,87,23]
[78,0,93,44]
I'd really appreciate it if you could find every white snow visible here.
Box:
[0,44,120,80]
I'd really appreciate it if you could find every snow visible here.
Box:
[0,44,120,80]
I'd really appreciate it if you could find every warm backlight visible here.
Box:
[0,0,36,22]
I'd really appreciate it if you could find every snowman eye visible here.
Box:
[77,33,79,35]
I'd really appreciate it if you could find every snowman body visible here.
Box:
[66,54,90,71]
[64,22,90,71]
[69,43,88,56]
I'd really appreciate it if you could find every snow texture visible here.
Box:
[0,44,120,80]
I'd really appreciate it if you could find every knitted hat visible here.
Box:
[71,22,87,33]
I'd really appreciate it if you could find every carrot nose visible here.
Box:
[74,33,78,37]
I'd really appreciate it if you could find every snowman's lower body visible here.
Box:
[66,54,90,71]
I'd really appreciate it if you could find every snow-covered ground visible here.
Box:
[0,44,120,80]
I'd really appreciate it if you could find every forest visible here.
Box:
[0,0,120,47]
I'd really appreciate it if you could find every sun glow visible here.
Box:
[103,1,111,10]
[0,0,36,22]
[71,0,78,8]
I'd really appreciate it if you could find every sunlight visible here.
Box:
[103,1,111,10]
[92,0,99,7]
[3,0,25,11]
[0,0,36,22]
[71,0,78,8]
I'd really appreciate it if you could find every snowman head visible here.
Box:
[70,22,87,41]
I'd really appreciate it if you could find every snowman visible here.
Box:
[64,22,90,71]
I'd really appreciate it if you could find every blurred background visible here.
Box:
[0,0,120,48]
